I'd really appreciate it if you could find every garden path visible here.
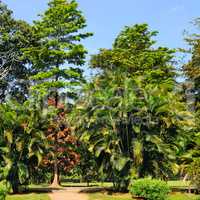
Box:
[48,187,88,200]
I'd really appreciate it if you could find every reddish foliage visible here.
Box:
[43,98,80,172]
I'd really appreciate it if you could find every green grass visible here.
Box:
[29,180,190,189]
[29,181,113,188]
[89,192,132,200]
[88,192,199,200]
[61,180,190,188]
[6,193,50,200]
[61,181,113,187]
[168,193,199,200]
[167,181,190,187]
[28,183,50,188]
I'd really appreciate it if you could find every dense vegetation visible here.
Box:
[0,0,199,199]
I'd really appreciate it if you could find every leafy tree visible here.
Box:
[0,2,36,102]
[91,24,176,83]
[183,20,200,110]
[0,96,52,193]
[23,0,92,186]
[181,19,200,182]
[76,143,98,186]
[73,24,193,191]
[186,158,200,192]
[43,98,80,186]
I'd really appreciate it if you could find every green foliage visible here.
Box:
[74,24,193,191]
[23,0,92,100]
[76,143,98,184]
[0,2,37,102]
[0,96,53,193]
[187,158,200,191]
[90,24,175,83]
[183,22,200,110]
[22,0,92,187]
[129,178,170,200]
[0,180,9,200]
[181,21,200,190]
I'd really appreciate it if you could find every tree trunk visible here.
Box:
[50,65,61,188]
[9,170,19,194]
[183,173,188,181]
[11,181,19,194]
[87,181,90,187]
[51,157,60,187]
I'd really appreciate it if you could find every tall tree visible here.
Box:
[181,20,200,183]
[24,0,92,186]
[74,24,193,191]
[0,2,36,102]
[43,98,80,186]
[183,20,200,110]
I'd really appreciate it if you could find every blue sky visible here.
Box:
[3,0,200,61]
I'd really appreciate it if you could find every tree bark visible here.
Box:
[50,63,61,188]
[51,157,60,187]
[183,173,188,181]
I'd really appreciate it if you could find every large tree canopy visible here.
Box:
[91,24,176,84]
[0,2,37,102]
[73,24,193,191]
[24,0,92,101]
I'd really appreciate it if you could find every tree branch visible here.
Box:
[0,49,17,80]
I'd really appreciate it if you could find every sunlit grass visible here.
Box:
[6,193,50,200]
[29,180,190,189]
[167,181,190,187]
[89,192,132,200]
[88,192,199,200]
[168,192,199,200]
[61,181,113,187]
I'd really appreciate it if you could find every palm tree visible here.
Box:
[0,97,50,193]
[73,71,193,191]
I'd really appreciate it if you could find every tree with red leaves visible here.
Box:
[43,98,80,187]
[23,0,91,187]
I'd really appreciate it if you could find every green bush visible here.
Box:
[0,181,8,200]
[187,158,200,192]
[129,178,171,200]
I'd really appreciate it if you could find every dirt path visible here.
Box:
[48,188,88,200]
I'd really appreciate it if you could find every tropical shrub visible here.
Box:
[187,158,200,192]
[0,97,52,193]
[0,181,9,200]
[129,178,170,200]
[76,143,98,185]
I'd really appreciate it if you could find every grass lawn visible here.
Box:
[6,193,50,200]
[29,180,190,188]
[167,181,190,187]
[61,182,113,187]
[168,193,199,200]
[61,180,191,188]
[88,192,199,200]
[28,184,50,189]
[89,192,132,200]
